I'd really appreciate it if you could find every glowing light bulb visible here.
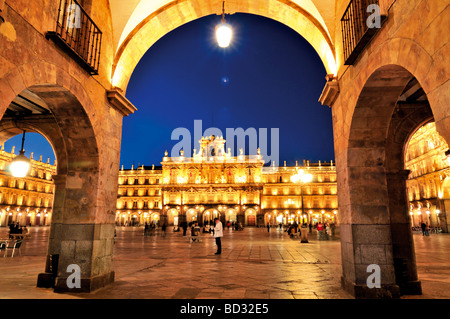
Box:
[10,154,30,178]
[216,22,232,48]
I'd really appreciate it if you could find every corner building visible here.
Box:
[405,122,450,232]
[117,136,338,228]
[0,145,55,227]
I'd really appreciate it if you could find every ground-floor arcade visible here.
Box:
[115,204,340,229]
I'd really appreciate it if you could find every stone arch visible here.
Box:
[0,58,116,292]
[203,208,220,224]
[341,64,439,298]
[111,0,336,91]
[186,208,199,223]
[339,37,450,149]
[244,208,257,226]
[166,208,179,226]
[442,177,450,199]
[0,116,66,175]
[225,208,237,223]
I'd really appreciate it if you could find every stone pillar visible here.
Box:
[178,210,187,226]
[219,212,226,227]
[441,199,450,233]
[237,212,245,227]
[37,173,115,293]
[257,213,264,227]
[340,165,400,299]
[159,210,168,227]
[386,170,422,295]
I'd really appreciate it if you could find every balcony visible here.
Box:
[341,0,387,65]
[46,0,102,75]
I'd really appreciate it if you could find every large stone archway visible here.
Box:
[111,0,337,91]
[0,83,117,292]
[338,63,442,298]
[326,0,450,298]
[0,0,136,293]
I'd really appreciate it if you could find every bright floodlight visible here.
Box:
[216,22,232,48]
[290,174,301,184]
[10,153,30,178]
[302,173,313,183]
[291,169,313,184]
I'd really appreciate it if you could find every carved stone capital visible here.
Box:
[386,169,411,180]
[51,174,67,186]
[107,89,137,117]
[318,75,340,108]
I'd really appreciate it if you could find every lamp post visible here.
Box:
[291,169,312,243]
[9,130,31,178]
[290,169,313,221]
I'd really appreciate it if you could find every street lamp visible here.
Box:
[290,169,313,225]
[216,1,232,48]
[9,130,31,178]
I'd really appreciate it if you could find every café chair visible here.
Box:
[4,239,23,258]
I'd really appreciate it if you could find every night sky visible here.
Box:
[4,13,335,169]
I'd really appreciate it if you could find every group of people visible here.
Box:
[267,221,336,241]
[143,219,224,255]
[316,222,334,240]
[284,222,303,237]
[144,221,167,236]
[8,222,28,238]
[186,219,223,254]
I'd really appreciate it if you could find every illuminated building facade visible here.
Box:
[116,136,338,227]
[405,122,450,232]
[0,145,55,227]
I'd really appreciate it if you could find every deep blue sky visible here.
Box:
[122,13,334,168]
[4,13,334,168]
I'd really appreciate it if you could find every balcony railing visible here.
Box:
[46,0,102,75]
[341,0,387,65]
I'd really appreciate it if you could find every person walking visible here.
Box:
[213,218,223,255]
[182,222,188,236]
[330,222,336,237]
[324,222,329,240]
[161,222,167,237]
[421,222,427,236]
[267,223,270,232]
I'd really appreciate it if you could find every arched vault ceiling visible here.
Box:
[108,0,337,91]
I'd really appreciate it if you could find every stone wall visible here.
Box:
[0,0,130,292]
[331,0,449,298]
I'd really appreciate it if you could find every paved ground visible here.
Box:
[0,226,449,299]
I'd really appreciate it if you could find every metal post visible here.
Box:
[300,182,304,222]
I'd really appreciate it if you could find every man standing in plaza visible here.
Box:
[213,218,223,255]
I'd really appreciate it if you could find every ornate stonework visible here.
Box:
[117,137,338,227]
[405,122,450,231]
[0,145,55,227]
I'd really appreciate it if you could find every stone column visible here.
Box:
[159,210,168,227]
[37,173,115,292]
[441,199,450,233]
[386,170,422,295]
[340,165,400,299]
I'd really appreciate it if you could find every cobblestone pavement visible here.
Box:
[0,226,449,299]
